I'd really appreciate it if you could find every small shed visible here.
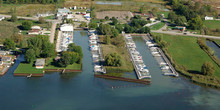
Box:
[205,16,214,20]
[35,59,45,69]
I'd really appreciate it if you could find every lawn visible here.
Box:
[0,4,55,16]
[152,33,220,78]
[214,39,220,45]
[157,11,169,18]
[45,63,81,70]
[150,22,165,30]
[101,36,134,73]
[44,15,55,20]
[14,63,44,74]
[204,20,220,29]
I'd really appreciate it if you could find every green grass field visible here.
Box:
[204,20,220,29]
[152,33,220,78]
[14,63,44,74]
[45,63,81,70]
[150,22,165,30]
[214,40,220,45]
[157,11,169,18]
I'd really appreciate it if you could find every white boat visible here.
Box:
[161,66,170,70]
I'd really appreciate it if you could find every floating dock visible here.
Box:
[123,32,151,79]
[142,34,178,77]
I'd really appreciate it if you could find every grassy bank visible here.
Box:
[152,33,220,87]
[150,22,165,30]
[45,63,81,70]
[14,63,44,74]
[100,35,134,73]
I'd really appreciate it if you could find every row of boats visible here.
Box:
[124,33,151,79]
[145,36,178,77]
[88,30,106,74]
[59,31,74,52]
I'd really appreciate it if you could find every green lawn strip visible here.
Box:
[152,33,220,79]
[14,63,43,74]
[44,15,55,19]
[213,40,220,45]
[45,63,81,70]
[204,20,220,29]
[101,43,134,73]
[150,22,165,30]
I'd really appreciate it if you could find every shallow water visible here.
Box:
[0,31,220,110]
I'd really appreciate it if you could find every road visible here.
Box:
[49,22,57,43]
[152,30,220,40]
[152,20,220,40]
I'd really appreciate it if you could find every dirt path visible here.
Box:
[49,22,57,43]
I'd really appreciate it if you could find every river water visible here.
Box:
[0,31,220,110]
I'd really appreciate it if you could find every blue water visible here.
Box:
[0,31,220,110]
[206,41,220,59]
[96,1,122,5]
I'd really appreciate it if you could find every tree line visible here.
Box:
[167,0,218,30]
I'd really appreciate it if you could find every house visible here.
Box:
[35,59,45,69]
[0,17,5,21]
[148,17,156,22]
[57,8,70,17]
[73,6,77,10]
[205,16,214,20]
[173,26,186,32]
[28,26,42,35]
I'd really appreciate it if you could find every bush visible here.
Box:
[22,21,33,30]
[38,17,46,24]
[201,62,215,76]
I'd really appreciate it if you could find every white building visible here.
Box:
[73,6,77,10]
[60,24,74,32]
[205,16,214,20]
[0,17,5,21]
[57,8,70,17]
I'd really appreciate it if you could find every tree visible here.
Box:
[22,21,33,30]
[115,24,123,33]
[88,22,98,29]
[97,24,112,35]
[139,6,145,14]
[25,49,36,63]
[201,62,215,76]
[3,38,16,50]
[67,43,83,57]
[112,17,118,25]
[104,35,111,44]
[79,22,87,28]
[10,14,17,22]
[42,42,55,58]
[189,16,203,30]
[175,16,187,26]
[38,17,45,24]
[168,11,176,22]
[59,51,79,67]
[105,16,109,20]
[11,34,24,44]
[111,28,119,38]
[105,53,122,67]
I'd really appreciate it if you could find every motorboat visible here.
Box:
[161,66,170,70]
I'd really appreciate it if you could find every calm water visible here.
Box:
[96,1,122,5]
[0,31,220,110]
[206,41,220,59]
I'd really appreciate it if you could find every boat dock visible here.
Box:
[89,30,106,74]
[123,32,151,79]
[142,34,178,77]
